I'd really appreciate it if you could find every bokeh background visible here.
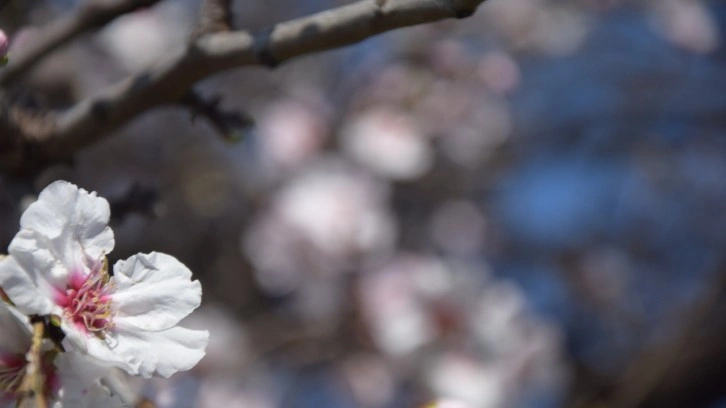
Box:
[2,0,726,407]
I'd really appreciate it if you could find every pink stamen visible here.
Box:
[56,261,114,337]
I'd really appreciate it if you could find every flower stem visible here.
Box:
[17,321,47,408]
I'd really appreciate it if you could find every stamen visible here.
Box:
[0,353,25,398]
[58,257,115,338]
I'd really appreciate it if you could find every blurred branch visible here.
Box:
[0,0,161,86]
[181,90,254,142]
[608,259,726,408]
[570,258,726,408]
[0,0,487,175]
[193,0,233,37]
[109,183,159,221]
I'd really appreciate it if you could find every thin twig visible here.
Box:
[181,90,254,142]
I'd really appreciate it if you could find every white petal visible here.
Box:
[0,303,31,354]
[60,321,140,376]
[55,352,126,408]
[55,351,111,390]
[107,326,209,378]
[111,253,202,331]
[1,182,115,310]
[20,181,114,261]
[0,255,55,315]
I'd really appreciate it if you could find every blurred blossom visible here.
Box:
[243,215,304,296]
[417,82,474,136]
[101,3,194,72]
[483,0,589,55]
[341,108,433,180]
[143,375,200,408]
[256,99,329,175]
[477,51,521,95]
[429,200,487,255]
[529,7,590,56]
[429,40,475,77]
[196,378,274,408]
[361,253,567,406]
[482,0,545,49]
[426,399,477,408]
[0,29,8,60]
[361,255,483,355]
[440,98,512,166]
[273,159,395,259]
[340,354,395,408]
[360,63,434,106]
[182,306,251,374]
[427,353,506,408]
[360,255,440,356]
[651,0,719,54]
[244,159,396,294]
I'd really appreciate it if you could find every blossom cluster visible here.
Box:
[0,181,209,407]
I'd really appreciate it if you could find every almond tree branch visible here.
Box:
[0,0,161,86]
[0,0,486,175]
[193,0,233,37]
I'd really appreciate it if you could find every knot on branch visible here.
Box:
[252,27,280,68]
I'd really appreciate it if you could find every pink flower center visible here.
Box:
[55,266,114,337]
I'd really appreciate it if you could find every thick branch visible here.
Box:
[0,0,486,174]
[193,0,233,37]
[0,0,160,86]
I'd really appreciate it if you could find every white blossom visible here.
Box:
[0,304,119,408]
[0,303,35,406]
[0,181,209,379]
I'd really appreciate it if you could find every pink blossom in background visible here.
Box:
[0,30,8,59]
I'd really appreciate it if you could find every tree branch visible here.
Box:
[0,0,161,86]
[0,0,487,175]
[193,0,233,38]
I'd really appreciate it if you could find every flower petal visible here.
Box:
[2,182,115,303]
[111,252,202,331]
[55,352,126,408]
[106,326,209,378]
[0,302,31,354]
[0,255,55,316]
[19,181,114,262]
[60,322,140,376]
